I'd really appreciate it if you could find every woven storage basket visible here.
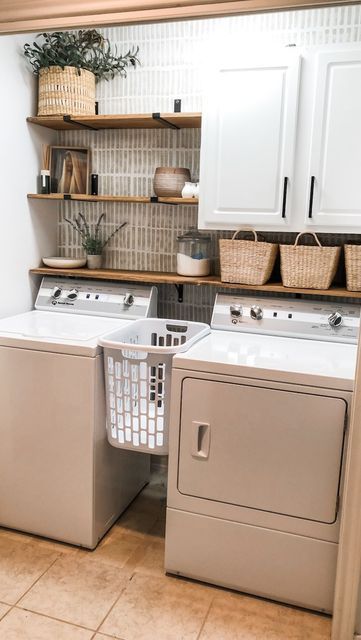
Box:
[345,244,361,291]
[38,66,96,116]
[219,228,278,285]
[280,232,340,290]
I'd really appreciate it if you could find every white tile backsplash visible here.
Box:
[58,6,361,321]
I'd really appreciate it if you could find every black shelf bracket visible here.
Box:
[152,113,180,130]
[150,196,180,206]
[63,115,98,131]
[174,284,184,303]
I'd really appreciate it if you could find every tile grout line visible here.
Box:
[12,554,61,608]
[195,595,216,640]
[92,572,134,637]
[0,605,15,624]
[12,604,98,634]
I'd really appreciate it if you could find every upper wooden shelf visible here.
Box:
[27,194,198,205]
[26,112,202,131]
[29,267,361,299]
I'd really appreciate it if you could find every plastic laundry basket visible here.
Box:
[99,319,210,455]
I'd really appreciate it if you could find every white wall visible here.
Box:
[0,34,57,317]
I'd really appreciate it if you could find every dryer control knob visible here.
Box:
[67,289,78,301]
[328,311,343,327]
[124,292,134,307]
[51,286,62,300]
[230,304,243,319]
[250,305,263,320]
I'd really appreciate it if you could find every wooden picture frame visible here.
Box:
[49,146,90,194]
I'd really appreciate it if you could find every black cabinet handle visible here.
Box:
[281,177,288,218]
[308,176,316,219]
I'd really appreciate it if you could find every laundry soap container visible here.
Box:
[177,228,212,276]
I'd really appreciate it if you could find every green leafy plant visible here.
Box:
[64,213,127,255]
[24,30,139,80]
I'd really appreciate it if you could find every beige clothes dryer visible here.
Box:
[165,294,360,613]
[0,277,157,549]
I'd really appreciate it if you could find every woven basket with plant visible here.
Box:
[24,30,140,116]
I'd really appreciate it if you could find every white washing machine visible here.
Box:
[165,293,360,613]
[0,276,157,549]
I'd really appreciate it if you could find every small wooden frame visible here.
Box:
[49,146,90,195]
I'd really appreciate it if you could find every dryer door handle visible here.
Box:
[191,422,211,459]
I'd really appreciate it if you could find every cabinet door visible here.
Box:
[307,49,361,228]
[198,52,301,230]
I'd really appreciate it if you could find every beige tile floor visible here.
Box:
[0,475,332,640]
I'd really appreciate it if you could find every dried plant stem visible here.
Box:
[41,144,50,171]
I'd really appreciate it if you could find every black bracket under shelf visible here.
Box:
[152,113,180,130]
[63,115,99,131]
[174,284,184,303]
[150,196,180,206]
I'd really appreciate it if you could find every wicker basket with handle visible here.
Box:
[280,232,340,290]
[219,228,278,285]
[344,244,361,291]
[38,66,96,116]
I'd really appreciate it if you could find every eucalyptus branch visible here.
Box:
[102,221,127,249]
[64,213,127,255]
[64,216,87,240]
[95,213,105,239]
[24,30,140,81]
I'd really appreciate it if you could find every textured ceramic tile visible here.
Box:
[85,531,144,569]
[113,484,165,539]
[199,593,331,640]
[100,573,212,640]
[18,555,129,630]
[0,536,59,605]
[133,540,165,577]
[0,605,10,621]
[0,608,93,640]
[56,8,361,322]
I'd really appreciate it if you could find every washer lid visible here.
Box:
[173,330,357,390]
[0,311,131,356]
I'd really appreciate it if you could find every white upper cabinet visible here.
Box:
[198,51,301,230]
[306,49,361,229]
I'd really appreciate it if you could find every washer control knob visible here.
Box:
[230,304,243,320]
[51,286,62,300]
[328,311,343,327]
[124,292,134,307]
[67,289,78,301]
[250,305,263,320]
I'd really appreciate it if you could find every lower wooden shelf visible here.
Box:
[27,194,198,205]
[29,267,361,299]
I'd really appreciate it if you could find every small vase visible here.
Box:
[181,182,196,198]
[87,254,103,269]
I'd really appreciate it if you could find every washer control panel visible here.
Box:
[212,294,360,343]
[36,277,157,319]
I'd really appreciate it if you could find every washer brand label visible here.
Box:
[55,301,74,307]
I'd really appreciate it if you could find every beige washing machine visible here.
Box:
[165,293,360,613]
[0,277,157,548]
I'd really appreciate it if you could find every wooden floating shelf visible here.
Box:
[26,112,202,131]
[27,194,198,205]
[29,268,361,299]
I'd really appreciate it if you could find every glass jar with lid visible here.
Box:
[176,228,212,276]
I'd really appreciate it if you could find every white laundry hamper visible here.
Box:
[99,319,210,455]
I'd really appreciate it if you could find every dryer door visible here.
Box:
[178,378,346,523]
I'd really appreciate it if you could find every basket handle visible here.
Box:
[293,232,322,248]
[232,227,258,242]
